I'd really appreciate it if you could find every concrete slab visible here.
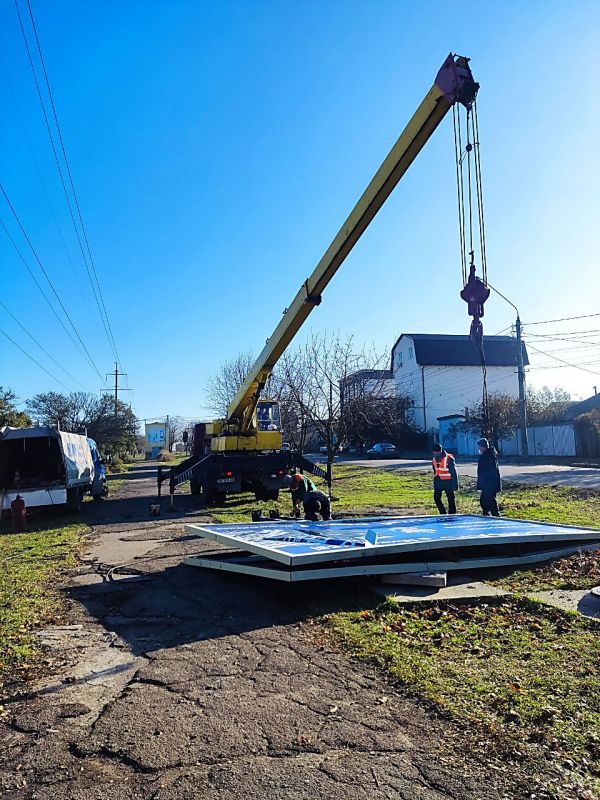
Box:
[374,573,508,604]
[531,588,600,619]
[380,572,447,588]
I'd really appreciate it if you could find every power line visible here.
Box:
[14,0,122,373]
[0,298,84,388]
[1,57,96,319]
[0,324,70,390]
[0,181,106,384]
[0,211,91,360]
[25,0,122,368]
[524,312,600,326]
[526,342,600,378]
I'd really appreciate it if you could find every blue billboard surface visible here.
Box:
[186,514,600,567]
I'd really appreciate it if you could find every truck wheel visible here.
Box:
[93,482,109,500]
[206,489,226,505]
[67,487,83,512]
[254,489,279,501]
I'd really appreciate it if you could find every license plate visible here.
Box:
[217,477,235,484]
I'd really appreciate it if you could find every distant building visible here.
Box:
[340,369,395,404]
[560,393,600,420]
[145,421,166,459]
[390,334,529,434]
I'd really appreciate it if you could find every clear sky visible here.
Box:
[1,0,599,423]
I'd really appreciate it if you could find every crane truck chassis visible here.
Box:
[158,429,325,506]
[158,53,479,505]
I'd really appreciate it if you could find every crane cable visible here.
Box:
[453,98,490,433]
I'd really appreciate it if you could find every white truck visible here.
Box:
[0,426,107,513]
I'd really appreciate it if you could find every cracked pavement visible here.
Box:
[0,462,513,799]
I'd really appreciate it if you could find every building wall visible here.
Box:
[341,376,396,402]
[145,422,166,458]
[393,337,520,432]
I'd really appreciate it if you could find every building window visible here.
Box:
[397,352,403,368]
[408,347,413,360]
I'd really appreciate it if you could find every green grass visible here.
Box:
[106,460,136,493]
[327,598,600,799]
[0,519,86,695]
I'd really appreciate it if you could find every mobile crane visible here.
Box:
[159,54,480,505]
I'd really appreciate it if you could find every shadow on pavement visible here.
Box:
[68,554,374,660]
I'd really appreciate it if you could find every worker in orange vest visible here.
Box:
[432,443,458,514]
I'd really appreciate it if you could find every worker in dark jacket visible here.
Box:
[431,443,458,514]
[282,473,332,520]
[476,437,501,516]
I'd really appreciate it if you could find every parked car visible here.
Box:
[280,442,291,451]
[319,445,328,455]
[367,442,400,459]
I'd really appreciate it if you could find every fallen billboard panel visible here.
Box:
[183,515,600,582]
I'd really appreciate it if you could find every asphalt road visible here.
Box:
[0,461,514,799]
[310,455,600,490]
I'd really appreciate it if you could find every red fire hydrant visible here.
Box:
[11,494,27,533]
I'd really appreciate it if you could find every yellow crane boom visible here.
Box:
[225,54,478,441]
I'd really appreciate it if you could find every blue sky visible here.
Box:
[1,0,599,422]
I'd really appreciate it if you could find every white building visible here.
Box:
[340,369,396,403]
[391,334,528,433]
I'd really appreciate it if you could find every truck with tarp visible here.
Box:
[0,426,107,513]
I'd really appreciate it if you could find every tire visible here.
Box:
[254,488,279,501]
[93,481,109,501]
[206,488,226,506]
[67,486,83,512]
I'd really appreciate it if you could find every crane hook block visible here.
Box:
[460,266,490,319]
[435,54,479,109]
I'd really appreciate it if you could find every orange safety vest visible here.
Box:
[432,453,454,480]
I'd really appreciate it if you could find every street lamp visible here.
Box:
[487,283,529,457]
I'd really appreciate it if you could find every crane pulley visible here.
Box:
[453,81,490,423]
[453,90,489,342]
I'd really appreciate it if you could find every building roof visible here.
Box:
[340,369,393,384]
[561,393,600,420]
[391,333,529,369]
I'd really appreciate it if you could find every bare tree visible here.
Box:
[166,415,187,450]
[277,331,391,466]
[460,392,519,446]
[205,351,255,416]
[527,385,573,424]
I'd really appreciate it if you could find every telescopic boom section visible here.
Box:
[228,54,478,429]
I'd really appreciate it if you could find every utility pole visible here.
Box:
[106,362,129,417]
[486,282,528,457]
[515,316,529,457]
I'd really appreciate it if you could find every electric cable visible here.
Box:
[0,324,70,389]
[0,298,85,387]
[1,57,96,318]
[526,342,600,378]
[0,182,106,384]
[0,211,94,363]
[524,312,600,326]
[14,0,123,374]
[25,0,122,368]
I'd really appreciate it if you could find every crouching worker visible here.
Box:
[432,443,458,514]
[282,473,332,521]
